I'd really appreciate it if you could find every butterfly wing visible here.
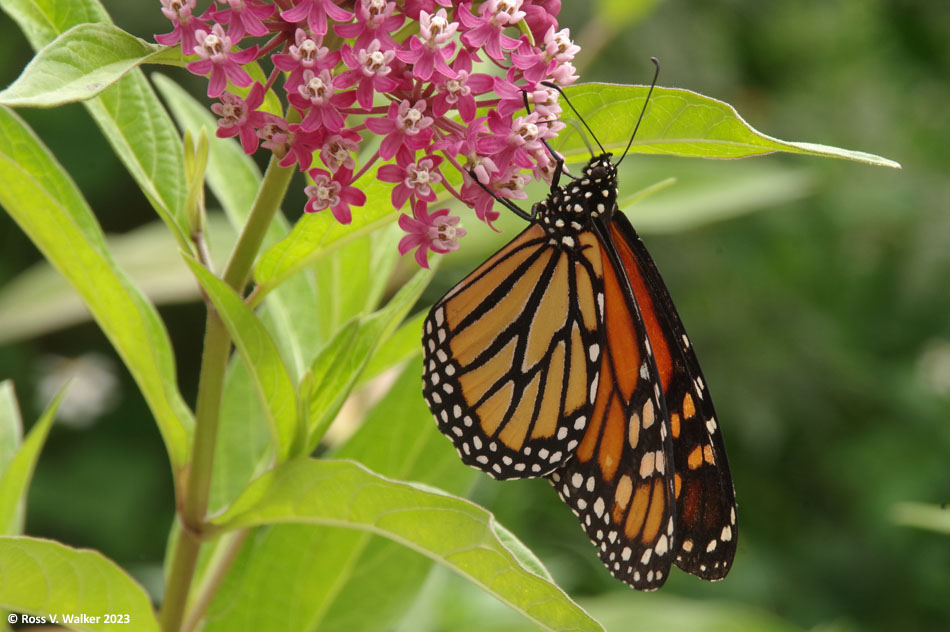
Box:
[422,224,604,480]
[548,221,677,591]
[608,211,738,580]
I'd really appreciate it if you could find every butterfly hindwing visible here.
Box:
[548,220,677,591]
[608,212,738,580]
[422,224,604,480]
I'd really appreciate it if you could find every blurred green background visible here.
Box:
[1,1,948,630]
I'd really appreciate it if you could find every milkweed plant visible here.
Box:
[0,1,898,630]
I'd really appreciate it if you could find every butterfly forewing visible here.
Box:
[608,213,738,580]
[548,221,677,590]
[422,223,604,480]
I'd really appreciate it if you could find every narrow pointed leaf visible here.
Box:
[557,83,901,168]
[0,383,21,474]
[305,263,436,449]
[184,256,298,460]
[212,459,602,632]
[0,107,193,475]
[0,536,159,632]
[0,387,64,535]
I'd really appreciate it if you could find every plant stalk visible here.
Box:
[158,154,295,631]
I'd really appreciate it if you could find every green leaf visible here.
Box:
[305,263,436,450]
[556,83,901,168]
[212,459,602,632]
[184,256,298,461]
[892,502,950,535]
[2,0,190,247]
[0,536,159,632]
[0,383,21,474]
[254,173,397,295]
[203,362,474,632]
[0,214,235,343]
[0,23,162,107]
[0,387,63,535]
[0,107,193,475]
[360,310,427,385]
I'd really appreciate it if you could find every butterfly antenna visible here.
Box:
[616,57,660,167]
[540,81,607,156]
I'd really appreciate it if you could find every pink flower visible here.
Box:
[156,0,207,55]
[270,123,325,171]
[512,27,581,83]
[398,201,466,268]
[186,24,257,98]
[378,153,444,208]
[272,29,341,93]
[338,39,401,110]
[458,0,524,60]
[281,0,355,36]
[395,8,458,80]
[478,110,561,170]
[335,0,405,50]
[493,72,561,117]
[523,0,561,44]
[365,99,434,161]
[460,167,529,227]
[210,0,274,41]
[304,167,366,224]
[319,130,362,172]
[287,69,355,132]
[211,82,271,154]
[432,50,493,121]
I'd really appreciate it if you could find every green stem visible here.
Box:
[223,154,296,291]
[158,155,295,631]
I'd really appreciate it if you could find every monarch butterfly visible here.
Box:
[421,61,737,590]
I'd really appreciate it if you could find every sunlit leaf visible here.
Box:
[1,0,190,246]
[185,256,299,460]
[892,502,950,535]
[0,107,193,475]
[0,537,159,632]
[212,459,602,632]
[0,388,63,535]
[0,23,162,107]
[556,83,901,168]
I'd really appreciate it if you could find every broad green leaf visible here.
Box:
[2,0,190,247]
[254,173,397,295]
[305,263,436,450]
[0,107,193,475]
[0,383,20,474]
[360,310,427,385]
[184,256,298,460]
[0,388,63,535]
[892,502,950,535]
[556,83,901,168]
[0,214,234,343]
[203,362,476,632]
[212,459,601,632]
[0,23,162,107]
[0,536,159,632]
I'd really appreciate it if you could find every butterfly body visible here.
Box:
[421,152,737,590]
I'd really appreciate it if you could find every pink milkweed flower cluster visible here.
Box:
[157,0,579,268]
